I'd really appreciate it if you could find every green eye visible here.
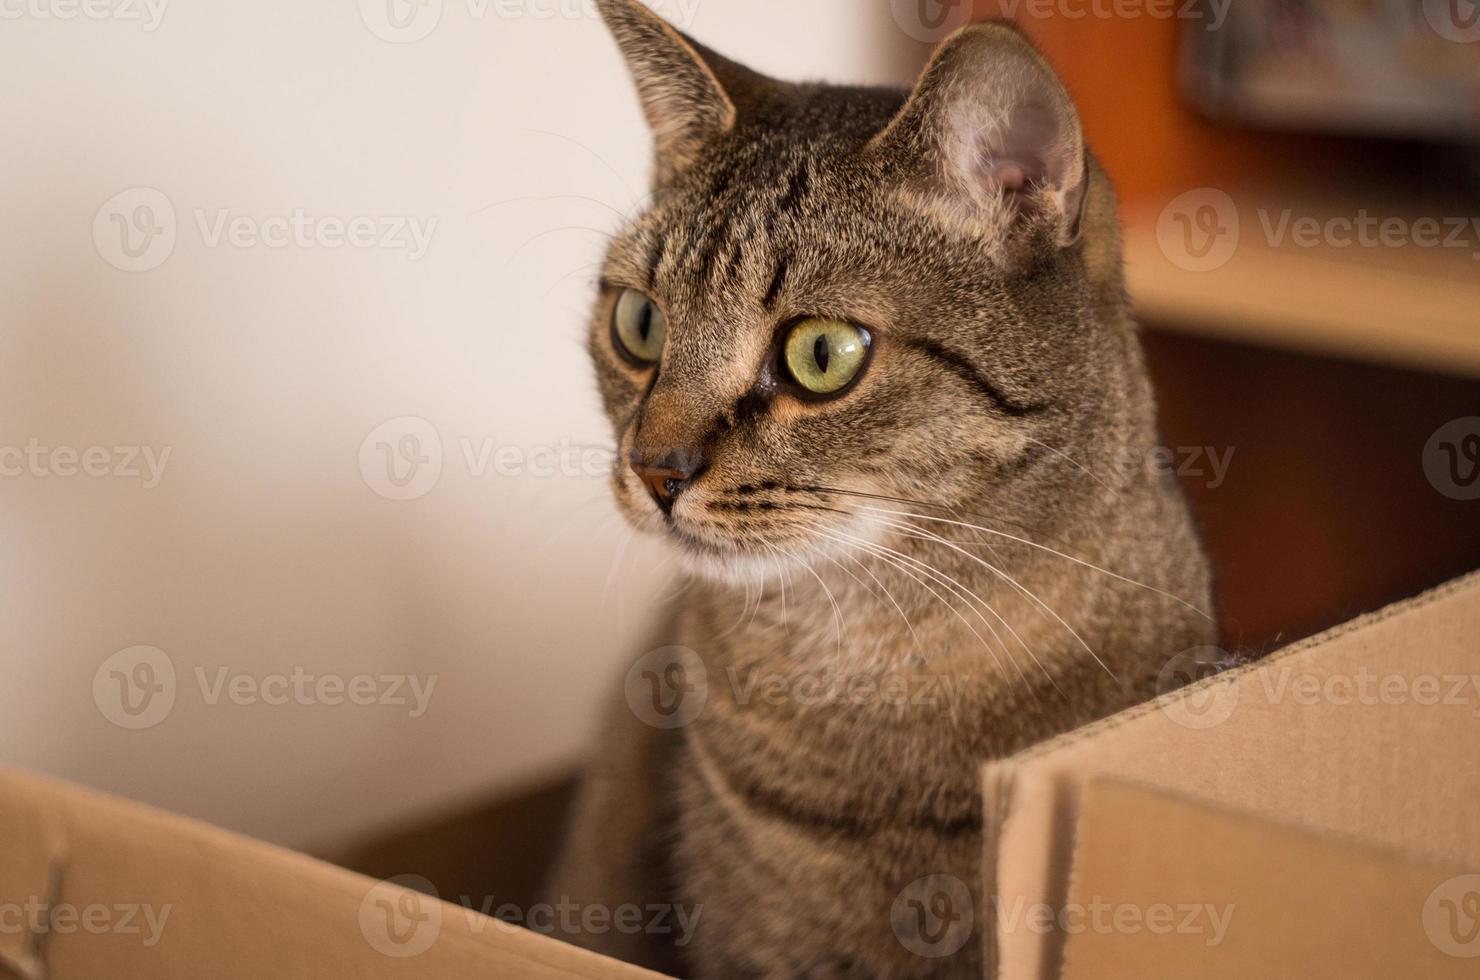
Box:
[612,288,666,364]
[782,318,871,396]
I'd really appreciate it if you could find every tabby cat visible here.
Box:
[546,3,1216,977]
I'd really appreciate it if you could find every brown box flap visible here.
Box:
[0,770,664,979]
[982,570,1480,979]
[1059,778,1479,979]
[0,776,65,980]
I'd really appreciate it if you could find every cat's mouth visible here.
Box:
[614,462,887,574]
[670,511,802,547]
[666,521,750,557]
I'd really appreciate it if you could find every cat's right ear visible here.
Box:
[595,0,752,186]
[870,22,1088,253]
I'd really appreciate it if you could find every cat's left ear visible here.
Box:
[870,22,1088,249]
[595,0,770,186]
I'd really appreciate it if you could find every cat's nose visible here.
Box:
[628,449,705,515]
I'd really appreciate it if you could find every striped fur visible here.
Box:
[546,5,1215,978]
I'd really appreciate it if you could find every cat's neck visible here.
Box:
[679,536,1096,690]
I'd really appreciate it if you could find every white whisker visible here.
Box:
[774,540,846,661]
[842,545,925,656]
[812,522,1020,684]
[1021,435,1114,494]
[865,513,1113,680]
[857,505,1212,621]
[599,526,635,618]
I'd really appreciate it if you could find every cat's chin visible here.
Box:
[662,516,881,589]
[671,540,801,588]
[649,517,802,586]
[661,524,775,585]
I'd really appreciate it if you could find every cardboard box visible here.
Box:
[0,770,661,979]
[985,569,1480,979]
[1058,780,1475,979]
[2,571,1477,978]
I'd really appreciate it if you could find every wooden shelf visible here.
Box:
[1122,196,1480,378]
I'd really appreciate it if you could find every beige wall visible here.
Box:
[0,0,924,848]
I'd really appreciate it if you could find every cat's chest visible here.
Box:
[671,631,1022,834]
[667,572,1122,833]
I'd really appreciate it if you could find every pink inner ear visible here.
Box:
[972,95,1062,196]
[989,162,1029,193]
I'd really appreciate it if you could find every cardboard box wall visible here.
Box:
[1,572,1476,978]
[984,569,1480,979]
[1059,779,1477,979]
[0,770,661,980]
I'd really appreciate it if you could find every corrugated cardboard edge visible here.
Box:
[979,763,1012,976]
[0,779,66,980]
[1015,568,1480,767]
[0,770,668,980]
[1059,777,1478,979]
[979,569,1480,980]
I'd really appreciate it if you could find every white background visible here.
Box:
[0,0,925,848]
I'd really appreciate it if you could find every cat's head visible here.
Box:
[589,0,1132,582]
